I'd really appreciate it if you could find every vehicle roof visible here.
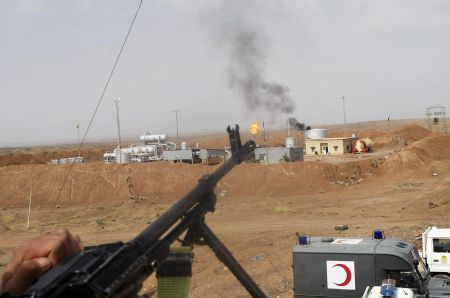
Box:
[294,237,381,254]
[293,237,415,260]
[428,227,450,238]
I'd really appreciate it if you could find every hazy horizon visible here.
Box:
[1,0,449,147]
[1,117,429,148]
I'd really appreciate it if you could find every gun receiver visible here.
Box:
[4,125,266,298]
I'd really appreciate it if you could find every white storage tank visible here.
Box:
[139,134,168,143]
[181,142,187,150]
[114,149,131,163]
[286,137,298,148]
[304,129,328,140]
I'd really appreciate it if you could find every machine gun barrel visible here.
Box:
[133,138,256,249]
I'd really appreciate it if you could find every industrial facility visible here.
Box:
[103,133,176,163]
[102,130,307,165]
[103,133,227,165]
[99,124,378,163]
[163,148,226,164]
[49,157,84,164]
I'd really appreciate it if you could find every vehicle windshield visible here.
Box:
[433,238,450,253]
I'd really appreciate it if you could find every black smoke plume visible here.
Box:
[228,30,295,116]
[208,1,295,118]
[289,117,311,131]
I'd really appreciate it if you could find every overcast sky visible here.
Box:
[1,0,449,146]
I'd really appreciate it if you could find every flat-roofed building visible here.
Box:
[305,137,355,155]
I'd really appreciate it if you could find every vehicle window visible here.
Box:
[433,239,450,253]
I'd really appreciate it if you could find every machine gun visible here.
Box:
[3,125,266,298]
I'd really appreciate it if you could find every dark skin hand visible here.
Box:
[2,229,83,295]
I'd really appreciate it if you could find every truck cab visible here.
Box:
[293,236,450,297]
[422,227,450,277]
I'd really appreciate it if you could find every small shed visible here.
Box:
[163,149,201,163]
[254,147,304,164]
[199,149,226,165]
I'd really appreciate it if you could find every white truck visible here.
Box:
[422,226,450,277]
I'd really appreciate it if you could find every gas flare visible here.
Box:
[250,122,260,135]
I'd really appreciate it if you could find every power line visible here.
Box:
[41,0,143,232]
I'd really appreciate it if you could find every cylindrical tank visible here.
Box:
[139,134,168,143]
[361,138,373,150]
[352,138,373,153]
[120,151,131,163]
[353,139,365,153]
[286,137,297,148]
[181,142,187,150]
[114,149,131,163]
[304,129,328,140]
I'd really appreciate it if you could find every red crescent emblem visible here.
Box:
[332,264,352,286]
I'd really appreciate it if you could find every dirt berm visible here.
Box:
[0,160,377,207]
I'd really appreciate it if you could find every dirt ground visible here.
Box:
[0,121,449,297]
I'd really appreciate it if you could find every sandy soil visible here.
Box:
[0,121,449,297]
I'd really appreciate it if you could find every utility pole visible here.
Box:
[113,97,122,163]
[26,185,32,231]
[174,109,179,149]
[262,121,266,145]
[342,96,347,135]
[287,118,291,138]
[76,124,80,157]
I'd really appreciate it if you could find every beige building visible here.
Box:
[305,137,356,155]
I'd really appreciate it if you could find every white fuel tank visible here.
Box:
[286,137,298,148]
[139,134,168,143]
[305,129,328,140]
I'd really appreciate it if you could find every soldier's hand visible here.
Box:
[2,228,83,295]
